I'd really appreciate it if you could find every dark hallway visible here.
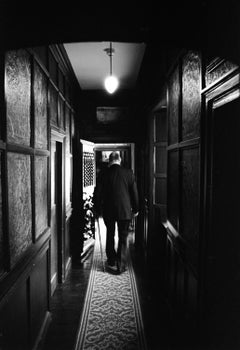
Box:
[40,221,176,350]
[1,1,240,349]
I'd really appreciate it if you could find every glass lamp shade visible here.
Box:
[104,75,119,94]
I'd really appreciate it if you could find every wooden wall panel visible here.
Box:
[65,80,70,103]
[155,111,167,142]
[33,46,47,67]
[168,66,180,145]
[176,254,185,311]
[8,153,32,266]
[155,177,166,205]
[58,69,65,95]
[205,58,238,87]
[152,108,167,221]
[0,280,29,349]
[58,96,65,130]
[49,82,58,126]
[165,233,198,329]
[34,63,48,149]
[167,150,179,230]
[182,52,201,140]
[5,50,31,146]
[48,50,58,87]
[169,239,176,301]
[35,156,48,240]
[157,50,202,338]
[30,251,48,346]
[180,147,200,258]
[0,153,3,275]
[1,43,77,350]
[51,142,56,208]
[0,241,50,349]
[165,237,171,294]
[65,105,70,155]
[186,269,198,322]
[155,145,166,173]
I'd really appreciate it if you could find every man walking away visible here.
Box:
[93,151,139,274]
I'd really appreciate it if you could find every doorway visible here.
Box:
[50,137,64,294]
[80,141,135,257]
[94,143,135,176]
[206,96,240,345]
[94,143,136,231]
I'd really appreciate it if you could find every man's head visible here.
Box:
[109,151,121,166]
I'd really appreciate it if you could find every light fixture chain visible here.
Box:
[110,42,112,76]
[104,41,119,94]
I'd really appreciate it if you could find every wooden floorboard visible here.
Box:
[39,247,94,350]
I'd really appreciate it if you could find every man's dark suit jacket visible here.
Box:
[94,164,139,221]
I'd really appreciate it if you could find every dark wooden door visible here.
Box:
[50,139,63,294]
[207,97,240,344]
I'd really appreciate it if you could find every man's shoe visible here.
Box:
[117,263,126,274]
[106,262,118,273]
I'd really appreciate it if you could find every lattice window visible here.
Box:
[83,151,94,187]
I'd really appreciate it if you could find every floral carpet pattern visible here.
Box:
[75,219,147,350]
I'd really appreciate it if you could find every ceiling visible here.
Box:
[2,1,240,73]
[63,42,146,91]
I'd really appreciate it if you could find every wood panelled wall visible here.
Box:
[146,49,240,346]
[0,45,77,350]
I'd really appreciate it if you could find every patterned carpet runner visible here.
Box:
[74,219,147,350]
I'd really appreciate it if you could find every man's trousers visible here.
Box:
[103,217,130,272]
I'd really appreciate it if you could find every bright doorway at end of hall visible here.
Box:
[80,141,135,258]
[94,143,135,182]
[94,142,136,239]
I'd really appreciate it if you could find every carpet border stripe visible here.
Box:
[128,249,148,350]
[73,241,98,350]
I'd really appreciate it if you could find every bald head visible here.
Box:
[109,151,121,166]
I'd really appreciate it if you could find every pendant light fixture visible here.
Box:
[104,42,119,94]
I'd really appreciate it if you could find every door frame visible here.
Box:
[94,143,135,171]
[201,70,240,333]
[50,129,66,286]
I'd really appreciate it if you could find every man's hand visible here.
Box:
[133,211,139,217]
